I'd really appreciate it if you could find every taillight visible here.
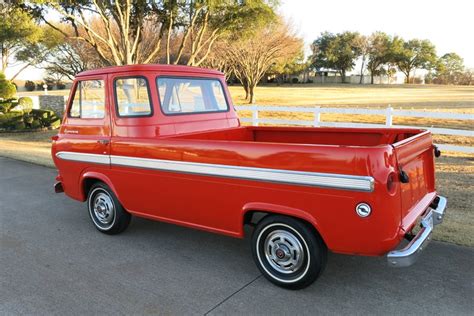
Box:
[387,172,396,194]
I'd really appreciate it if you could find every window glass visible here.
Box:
[115,77,152,116]
[157,77,228,115]
[69,80,105,118]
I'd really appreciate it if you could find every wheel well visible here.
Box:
[83,178,103,199]
[243,210,325,244]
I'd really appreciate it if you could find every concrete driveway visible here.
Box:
[1,157,473,315]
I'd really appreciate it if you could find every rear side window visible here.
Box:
[157,77,228,115]
[115,77,152,117]
[69,80,105,119]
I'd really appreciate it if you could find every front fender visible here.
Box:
[79,171,119,202]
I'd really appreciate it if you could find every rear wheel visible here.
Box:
[87,182,131,235]
[251,215,327,289]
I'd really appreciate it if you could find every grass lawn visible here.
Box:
[229,84,474,109]
[5,84,473,247]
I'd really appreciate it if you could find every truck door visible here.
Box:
[54,76,111,199]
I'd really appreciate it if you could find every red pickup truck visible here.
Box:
[52,64,446,289]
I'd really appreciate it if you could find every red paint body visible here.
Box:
[52,65,438,256]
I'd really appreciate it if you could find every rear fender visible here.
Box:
[240,202,324,241]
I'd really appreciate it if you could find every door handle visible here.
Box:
[97,139,110,145]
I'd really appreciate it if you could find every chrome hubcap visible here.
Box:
[264,230,305,274]
[92,192,114,225]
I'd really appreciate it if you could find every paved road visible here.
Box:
[1,157,473,315]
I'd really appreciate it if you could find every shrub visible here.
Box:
[0,72,16,99]
[49,117,61,129]
[24,80,36,91]
[0,98,18,113]
[0,111,23,129]
[0,106,61,130]
[18,97,33,114]
[291,78,299,84]
[57,82,66,90]
[24,115,34,124]
[44,80,55,90]
[14,121,26,130]
[31,109,61,129]
[31,119,42,129]
[36,82,45,91]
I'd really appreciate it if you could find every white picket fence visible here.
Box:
[235,105,474,154]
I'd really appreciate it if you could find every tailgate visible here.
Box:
[392,130,436,226]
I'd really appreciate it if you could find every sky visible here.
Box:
[7,0,474,80]
[279,0,474,68]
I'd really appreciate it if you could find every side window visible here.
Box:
[69,80,105,119]
[115,77,152,117]
[157,77,228,115]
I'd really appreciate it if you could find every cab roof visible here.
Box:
[76,64,224,77]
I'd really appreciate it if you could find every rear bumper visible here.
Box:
[387,195,447,267]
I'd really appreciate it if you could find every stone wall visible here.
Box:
[39,95,65,116]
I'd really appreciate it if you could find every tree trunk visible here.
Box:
[371,73,374,84]
[243,83,249,100]
[359,57,365,84]
[341,70,346,83]
[248,84,256,104]
[1,45,8,72]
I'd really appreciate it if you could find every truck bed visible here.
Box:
[170,126,437,233]
[172,126,425,147]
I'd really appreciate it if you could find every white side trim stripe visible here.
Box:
[56,151,374,192]
[56,151,110,165]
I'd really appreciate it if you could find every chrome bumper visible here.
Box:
[387,196,447,267]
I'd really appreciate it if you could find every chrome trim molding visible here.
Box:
[111,155,374,192]
[56,151,374,192]
[56,151,110,165]
[387,195,447,267]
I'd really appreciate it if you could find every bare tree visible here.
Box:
[355,35,368,84]
[24,1,274,67]
[224,19,303,103]
[45,37,106,80]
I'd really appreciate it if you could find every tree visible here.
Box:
[459,69,473,85]
[44,32,106,80]
[267,51,307,84]
[434,53,465,84]
[366,32,391,84]
[11,25,64,81]
[393,38,437,83]
[223,19,303,103]
[0,3,41,79]
[310,31,362,82]
[354,35,368,84]
[25,0,275,67]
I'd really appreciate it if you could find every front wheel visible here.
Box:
[251,215,327,289]
[87,182,131,235]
